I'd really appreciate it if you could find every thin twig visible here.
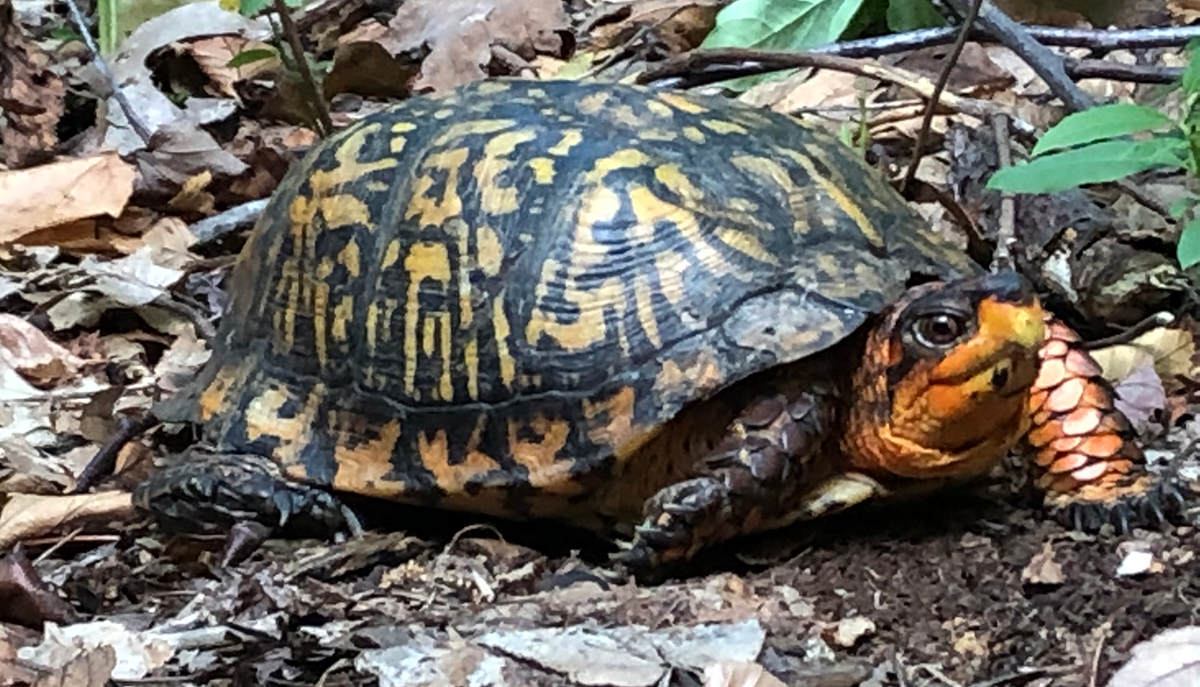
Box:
[991,113,1015,271]
[1088,625,1110,687]
[60,0,153,143]
[1068,58,1183,85]
[273,0,331,137]
[815,24,1200,59]
[901,0,981,192]
[636,50,1037,135]
[940,0,1095,112]
[71,413,160,494]
[1080,311,1175,350]
[639,50,1178,94]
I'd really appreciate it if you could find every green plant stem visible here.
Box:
[273,0,331,137]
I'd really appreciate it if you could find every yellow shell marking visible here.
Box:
[246,382,324,467]
[332,295,353,342]
[405,147,470,227]
[702,119,747,135]
[332,419,402,496]
[527,157,556,184]
[577,91,610,114]
[508,415,581,494]
[475,130,538,215]
[418,429,501,493]
[403,242,452,399]
[782,149,883,247]
[657,92,707,114]
[548,129,583,156]
[278,124,394,353]
[584,148,652,184]
[477,224,504,276]
[314,258,333,366]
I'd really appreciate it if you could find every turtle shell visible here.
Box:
[162,78,981,522]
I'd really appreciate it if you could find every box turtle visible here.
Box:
[134,78,1181,568]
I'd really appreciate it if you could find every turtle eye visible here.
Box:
[912,312,968,348]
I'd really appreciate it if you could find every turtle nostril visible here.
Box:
[991,365,1010,391]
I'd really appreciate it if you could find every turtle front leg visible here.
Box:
[1026,319,1187,531]
[133,449,363,564]
[617,392,871,568]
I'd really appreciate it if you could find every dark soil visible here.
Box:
[33,479,1200,686]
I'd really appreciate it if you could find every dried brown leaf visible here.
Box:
[153,324,211,395]
[384,0,569,92]
[1107,626,1200,687]
[18,620,175,681]
[1090,328,1195,383]
[702,661,787,687]
[1111,354,1167,434]
[0,315,82,388]
[0,492,135,549]
[29,644,116,687]
[0,155,136,245]
[0,546,80,629]
[180,35,279,98]
[1021,541,1065,586]
[0,0,65,169]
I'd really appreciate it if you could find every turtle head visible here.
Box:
[843,271,1046,481]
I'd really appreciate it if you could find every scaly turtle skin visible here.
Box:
[134,79,1179,567]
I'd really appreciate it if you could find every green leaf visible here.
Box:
[886,0,944,31]
[986,137,1189,194]
[238,0,272,16]
[1030,103,1174,157]
[1184,40,1200,95]
[700,0,866,90]
[227,48,278,68]
[702,0,865,51]
[1178,215,1200,268]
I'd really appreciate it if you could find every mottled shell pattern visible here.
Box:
[169,78,981,514]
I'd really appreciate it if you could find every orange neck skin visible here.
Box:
[842,294,1047,483]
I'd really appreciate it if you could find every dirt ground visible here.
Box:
[12,470,1194,687]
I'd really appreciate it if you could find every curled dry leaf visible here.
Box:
[1111,355,1167,435]
[0,154,136,245]
[1107,626,1200,687]
[703,661,787,687]
[0,315,82,389]
[1089,328,1195,385]
[0,545,80,629]
[0,492,135,550]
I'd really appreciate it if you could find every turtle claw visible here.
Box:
[1051,475,1191,535]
